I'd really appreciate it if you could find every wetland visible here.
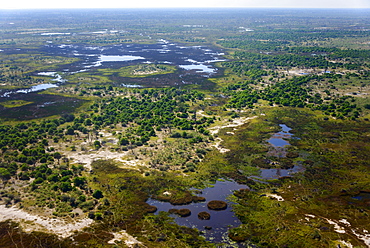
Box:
[0,8,370,248]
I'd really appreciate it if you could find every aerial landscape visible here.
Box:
[0,5,370,248]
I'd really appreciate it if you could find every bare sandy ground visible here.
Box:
[208,115,258,153]
[0,205,93,238]
[108,230,146,247]
[209,116,257,135]
[304,214,370,247]
[67,149,144,171]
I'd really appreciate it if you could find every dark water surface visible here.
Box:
[147,180,248,245]
[42,39,225,77]
[260,124,304,179]
[267,124,293,147]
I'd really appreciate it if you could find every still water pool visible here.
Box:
[147,179,248,245]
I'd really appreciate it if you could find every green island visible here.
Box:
[0,8,370,248]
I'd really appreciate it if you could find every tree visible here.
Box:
[60,182,73,192]
[0,168,11,186]
[93,140,101,149]
[73,177,86,187]
[53,152,62,164]
[92,189,103,199]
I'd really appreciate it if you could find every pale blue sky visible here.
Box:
[1,0,370,9]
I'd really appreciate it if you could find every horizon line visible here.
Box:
[1,7,370,10]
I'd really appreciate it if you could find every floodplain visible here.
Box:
[0,8,370,248]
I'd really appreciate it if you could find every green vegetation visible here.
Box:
[0,8,370,248]
[0,100,33,108]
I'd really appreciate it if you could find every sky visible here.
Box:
[1,0,370,9]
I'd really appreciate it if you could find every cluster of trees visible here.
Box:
[87,88,213,147]
[225,74,362,119]
[0,118,71,171]
[0,87,213,186]
[231,51,337,70]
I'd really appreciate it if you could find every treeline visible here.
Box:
[222,50,365,78]
[219,29,368,49]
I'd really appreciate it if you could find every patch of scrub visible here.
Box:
[208,116,258,153]
[211,137,230,153]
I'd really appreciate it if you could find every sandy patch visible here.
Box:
[197,110,212,118]
[67,149,144,170]
[208,116,257,153]
[337,240,353,248]
[108,230,146,247]
[211,137,230,153]
[324,218,370,246]
[209,116,257,135]
[0,205,93,238]
[325,218,346,234]
[265,193,284,201]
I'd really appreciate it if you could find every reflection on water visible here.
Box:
[43,39,226,78]
[88,55,145,68]
[179,64,216,73]
[259,124,304,179]
[37,71,66,83]
[267,124,293,147]
[1,84,58,98]
[259,164,304,180]
[147,180,248,245]
[352,192,370,201]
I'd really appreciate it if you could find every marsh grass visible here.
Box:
[0,100,33,108]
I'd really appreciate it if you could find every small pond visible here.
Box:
[147,179,248,245]
[267,124,293,147]
[352,192,370,201]
[259,164,304,180]
[259,124,304,179]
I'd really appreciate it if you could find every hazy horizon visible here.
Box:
[1,0,369,10]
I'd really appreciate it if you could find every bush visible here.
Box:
[92,190,103,199]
